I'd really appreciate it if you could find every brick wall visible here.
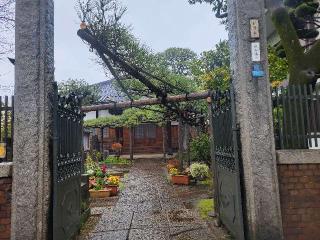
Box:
[278,164,320,240]
[0,177,11,240]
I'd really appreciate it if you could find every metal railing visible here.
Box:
[0,96,14,162]
[272,84,320,150]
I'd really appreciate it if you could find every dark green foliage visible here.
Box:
[272,7,320,85]
[268,46,289,86]
[104,156,130,165]
[284,0,319,43]
[191,40,231,92]
[58,79,101,105]
[200,40,230,71]
[157,48,197,76]
[190,133,211,166]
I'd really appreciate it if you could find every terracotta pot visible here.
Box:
[89,189,111,198]
[171,175,189,185]
[107,185,119,196]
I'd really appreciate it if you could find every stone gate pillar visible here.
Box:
[12,0,54,239]
[228,0,283,239]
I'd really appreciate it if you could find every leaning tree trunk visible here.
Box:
[272,7,320,86]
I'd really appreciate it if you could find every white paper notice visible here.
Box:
[250,19,260,38]
[251,42,261,62]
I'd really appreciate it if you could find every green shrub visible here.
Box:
[90,150,102,162]
[84,154,99,175]
[197,199,214,219]
[190,133,211,166]
[104,156,130,165]
[190,162,210,180]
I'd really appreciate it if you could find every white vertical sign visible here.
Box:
[251,42,261,62]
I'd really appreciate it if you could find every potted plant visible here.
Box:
[169,168,190,185]
[111,142,123,158]
[190,163,210,182]
[89,177,112,198]
[106,175,120,196]
[167,158,179,168]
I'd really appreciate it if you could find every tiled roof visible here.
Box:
[94,80,127,103]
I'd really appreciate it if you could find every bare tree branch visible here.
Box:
[0,0,15,57]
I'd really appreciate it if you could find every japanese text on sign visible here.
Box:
[251,42,261,62]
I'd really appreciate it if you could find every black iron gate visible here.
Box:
[53,92,84,240]
[211,89,245,240]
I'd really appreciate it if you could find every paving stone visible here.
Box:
[93,209,134,232]
[131,210,169,228]
[79,158,223,239]
[91,207,112,216]
[169,225,211,239]
[167,209,204,227]
[129,228,170,240]
[86,230,128,240]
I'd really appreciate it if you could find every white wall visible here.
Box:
[98,110,111,117]
[84,111,96,121]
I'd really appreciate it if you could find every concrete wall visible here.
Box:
[0,163,12,240]
[277,150,320,240]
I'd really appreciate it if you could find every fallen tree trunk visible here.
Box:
[81,90,212,112]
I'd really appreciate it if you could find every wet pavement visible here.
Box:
[79,158,228,240]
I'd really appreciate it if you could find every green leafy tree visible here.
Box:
[58,79,101,105]
[77,0,206,126]
[157,48,197,75]
[268,46,289,87]
[191,40,231,91]
[187,0,320,85]
[190,133,211,165]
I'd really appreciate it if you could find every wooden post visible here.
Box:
[162,125,168,162]
[129,126,134,163]
[178,118,184,172]
[186,124,191,166]
[167,120,173,155]
[100,127,104,157]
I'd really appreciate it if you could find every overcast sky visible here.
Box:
[0,0,227,94]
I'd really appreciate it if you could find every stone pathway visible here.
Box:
[80,159,228,240]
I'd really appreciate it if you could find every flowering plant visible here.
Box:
[169,168,179,176]
[89,176,108,190]
[100,164,107,174]
[107,176,120,186]
[190,163,209,180]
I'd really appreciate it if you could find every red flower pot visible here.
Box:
[107,185,119,196]
[171,175,190,185]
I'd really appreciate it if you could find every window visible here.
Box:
[145,124,156,138]
[134,124,156,139]
[134,125,144,139]
[103,127,109,138]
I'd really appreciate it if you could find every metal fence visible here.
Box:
[0,96,14,162]
[272,84,320,150]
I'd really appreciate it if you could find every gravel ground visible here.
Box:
[78,158,229,240]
